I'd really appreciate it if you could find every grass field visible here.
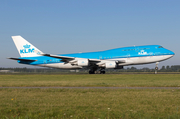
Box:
[1,89,180,119]
[0,74,180,119]
[0,74,180,87]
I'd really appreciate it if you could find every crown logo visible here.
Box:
[23,44,31,49]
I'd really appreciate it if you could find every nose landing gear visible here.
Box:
[155,62,159,74]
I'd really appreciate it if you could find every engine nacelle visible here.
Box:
[77,59,89,66]
[105,62,116,69]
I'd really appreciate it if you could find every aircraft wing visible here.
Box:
[8,58,37,62]
[41,54,125,65]
[41,54,74,62]
[41,54,102,63]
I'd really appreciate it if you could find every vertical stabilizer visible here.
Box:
[12,36,43,57]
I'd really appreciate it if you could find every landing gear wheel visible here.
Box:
[89,69,105,74]
[97,71,101,74]
[101,71,105,74]
[89,70,95,74]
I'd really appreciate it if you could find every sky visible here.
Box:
[0,0,180,69]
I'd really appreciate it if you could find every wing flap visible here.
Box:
[89,59,101,63]
[116,60,126,63]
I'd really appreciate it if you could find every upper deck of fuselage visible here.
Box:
[59,45,174,58]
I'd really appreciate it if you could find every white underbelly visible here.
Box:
[38,63,82,69]
[37,55,173,68]
[117,55,173,66]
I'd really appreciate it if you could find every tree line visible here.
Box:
[0,65,180,73]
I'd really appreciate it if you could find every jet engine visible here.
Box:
[77,59,89,66]
[105,62,117,69]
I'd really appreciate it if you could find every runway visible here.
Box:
[0,87,180,89]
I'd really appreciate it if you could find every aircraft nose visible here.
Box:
[171,51,175,55]
[169,50,175,55]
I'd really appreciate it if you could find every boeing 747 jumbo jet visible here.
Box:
[9,36,175,74]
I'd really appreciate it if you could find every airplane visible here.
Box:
[8,36,175,74]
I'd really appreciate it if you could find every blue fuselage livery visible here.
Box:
[9,36,174,74]
[18,45,174,65]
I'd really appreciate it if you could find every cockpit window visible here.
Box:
[158,46,163,48]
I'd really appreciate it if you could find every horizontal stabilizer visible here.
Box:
[8,58,37,62]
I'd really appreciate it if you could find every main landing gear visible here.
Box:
[89,69,106,74]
